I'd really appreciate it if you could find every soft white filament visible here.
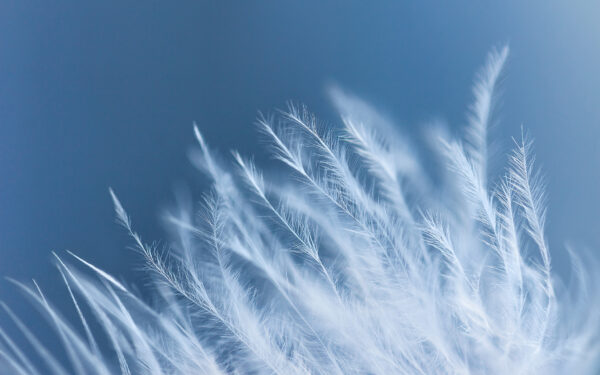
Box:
[1,46,598,375]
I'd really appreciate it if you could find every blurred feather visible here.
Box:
[1,46,598,374]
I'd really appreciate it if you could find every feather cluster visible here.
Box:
[1,46,599,374]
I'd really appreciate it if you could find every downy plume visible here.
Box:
[1,46,598,374]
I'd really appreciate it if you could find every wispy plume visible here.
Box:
[1,46,598,374]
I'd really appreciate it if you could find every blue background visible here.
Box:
[1,0,599,354]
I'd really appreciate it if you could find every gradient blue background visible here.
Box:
[1,0,599,354]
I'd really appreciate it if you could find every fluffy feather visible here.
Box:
[1,46,599,375]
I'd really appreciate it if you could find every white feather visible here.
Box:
[1,46,598,375]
